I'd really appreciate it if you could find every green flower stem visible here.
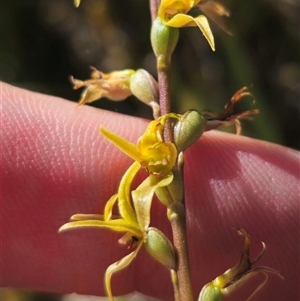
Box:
[157,54,173,140]
[157,55,193,298]
[157,56,171,116]
[168,203,194,301]
[149,2,193,299]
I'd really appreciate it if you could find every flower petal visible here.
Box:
[59,219,142,238]
[132,172,174,231]
[104,194,118,221]
[164,13,193,27]
[193,15,215,51]
[70,214,104,221]
[100,126,141,162]
[105,242,143,300]
[160,0,199,12]
[118,161,141,227]
[166,14,215,50]
[70,77,107,106]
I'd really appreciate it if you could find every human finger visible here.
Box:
[1,83,299,301]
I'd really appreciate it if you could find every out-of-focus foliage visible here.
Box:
[0,288,162,301]
[1,0,299,149]
[0,288,60,301]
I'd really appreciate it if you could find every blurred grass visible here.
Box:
[1,0,299,149]
[0,288,60,301]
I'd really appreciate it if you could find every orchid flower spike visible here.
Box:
[198,228,284,301]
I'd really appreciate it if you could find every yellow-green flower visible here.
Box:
[100,113,180,176]
[158,0,215,50]
[60,114,180,300]
[60,161,174,300]
[198,228,283,301]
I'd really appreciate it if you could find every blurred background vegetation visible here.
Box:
[1,0,299,149]
[0,1,299,300]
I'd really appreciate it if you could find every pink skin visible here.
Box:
[1,82,299,301]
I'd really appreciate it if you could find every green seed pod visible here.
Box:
[198,282,223,301]
[173,110,206,152]
[151,17,179,59]
[144,227,176,270]
[130,69,160,118]
[130,69,158,104]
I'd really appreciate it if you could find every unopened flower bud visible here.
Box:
[145,227,176,270]
[174,110,206,152]
[151,17,179,60]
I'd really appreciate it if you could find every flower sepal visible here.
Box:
[70,68,134,106]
